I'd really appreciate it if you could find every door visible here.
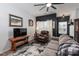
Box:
[57,16,70,37]
[75,19,79,43]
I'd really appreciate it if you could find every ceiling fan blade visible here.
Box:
[34,4,46,6]
[47,7,49,12]
[52,3,64,5]
[40,6,46,10]
[51,5,57,9]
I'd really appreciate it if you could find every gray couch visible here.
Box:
[40,35,76,56]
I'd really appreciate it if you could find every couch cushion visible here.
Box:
[59,35,72,45]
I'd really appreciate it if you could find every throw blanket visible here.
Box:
[57,43,79,56]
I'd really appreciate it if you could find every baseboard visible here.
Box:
[0,48,10,55]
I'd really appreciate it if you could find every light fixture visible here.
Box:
[46,3,52,7]
[61,15,65,20]
[62,15,64,18]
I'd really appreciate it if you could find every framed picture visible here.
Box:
[29,19,33,26]
[9,14,23,27]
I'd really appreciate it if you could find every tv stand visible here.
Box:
[9,35,29,51]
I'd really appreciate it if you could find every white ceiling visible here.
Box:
[10,3,79,17]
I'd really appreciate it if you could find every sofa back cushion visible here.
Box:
[59,35,72,45]
[41,30,49,35]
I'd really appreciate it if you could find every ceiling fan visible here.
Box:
[34,3,64,12]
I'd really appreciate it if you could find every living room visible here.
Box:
[0,3,79,56]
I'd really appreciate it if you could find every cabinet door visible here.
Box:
[75,19,79,43]
[75,32,79,43]
[75,21,79,32]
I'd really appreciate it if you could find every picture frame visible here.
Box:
[9,14,23,27]
[28,19,33,26]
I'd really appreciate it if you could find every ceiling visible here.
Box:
[10,3,79,17]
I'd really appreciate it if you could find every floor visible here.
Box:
[0,37,59,56]
[0,42,48,56]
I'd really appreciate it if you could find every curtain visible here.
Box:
[36,20,52,37]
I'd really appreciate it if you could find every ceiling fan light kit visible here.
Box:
[46,3,52,7]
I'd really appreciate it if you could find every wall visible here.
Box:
[0,4,35,54]
[76,8,79,18]
[57,8,76,22]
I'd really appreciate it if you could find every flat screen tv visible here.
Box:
[14,28,27,37]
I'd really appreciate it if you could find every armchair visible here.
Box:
[34,30,49,43]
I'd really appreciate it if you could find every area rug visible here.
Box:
[8,43,47,56]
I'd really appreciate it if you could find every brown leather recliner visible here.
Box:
[34,30,49,43]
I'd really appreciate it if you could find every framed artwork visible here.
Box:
[9,14,23,27]
[29,19,33,26]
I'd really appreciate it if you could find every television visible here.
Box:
[14,28,27,37]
